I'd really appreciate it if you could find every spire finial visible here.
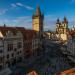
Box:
[35,5,41,15]
[56,18,60,24]
[63,16,68,23]
[57,18,59,22]
[64,16,67,21]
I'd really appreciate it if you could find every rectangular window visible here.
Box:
[0,57,3,63]
[7,54,9,59]
[20,51,22,53]
[17,51,19,55]
[11,53,14,57]
[17,42,22,49]
[7,44,13,51]
[14,48,17,51]
[0,50,3,53]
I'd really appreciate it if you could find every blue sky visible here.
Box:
[0,0,75,30]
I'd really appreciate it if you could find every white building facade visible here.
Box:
[0,27,24,69]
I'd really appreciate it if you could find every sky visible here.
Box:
[0,0,75,30]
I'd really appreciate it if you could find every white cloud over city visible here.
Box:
[0,9,8,15]
[0,16,32,29]
[11,2,34,10]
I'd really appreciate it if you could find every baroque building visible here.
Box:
[56,17,68,34]
[44,17,69,42]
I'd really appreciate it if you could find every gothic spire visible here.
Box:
[63,16,68,23]
[56,18,60,24]
[35,5,41,16]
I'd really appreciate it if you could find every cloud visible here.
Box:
[0,9,8,15]
[0,16,32,29]
[13,16,31,22]
[11,2,33,10]
[0,2,33,15]
[16,2,34,10]
[0,15,75,30]
[16,3,24,7]
[24,5,34,10]
[70,0,75,4]
[44,15,57,30]
[11,4,17,8]
[12,16,32,28]
[44,14,75,31]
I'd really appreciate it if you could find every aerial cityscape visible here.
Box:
[0,0,75,75]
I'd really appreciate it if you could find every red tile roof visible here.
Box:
[69,28,75,36]
[16,27,37,40]
[27,71,38,75]
[55,68,75,75]
[0,26,37,40]
[0,26,18,36]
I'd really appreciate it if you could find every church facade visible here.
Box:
[56,17,69,42]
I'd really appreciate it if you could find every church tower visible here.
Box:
[62,17,68,34]
[56,18,62,34]
[56,17,69,41]
[32,6,44,35]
